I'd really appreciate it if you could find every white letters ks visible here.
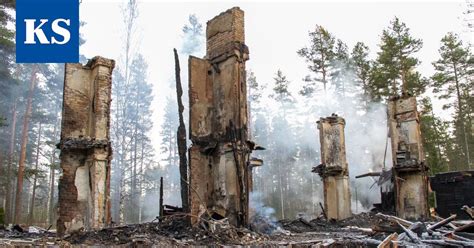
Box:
[24,18,71,45]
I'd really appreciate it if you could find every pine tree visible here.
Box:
[182,14,203,55]
[419,97,451,174]
[432,32,474,169]
[351,42,372,105]
[371,17,426,98]
[110,0,140,224]
[159,97,179,199]
[127,54,155,223]
[270,70,293,105]
[247,70,264,106]
[330,39,352,97]
[297,25,336,95]
[14,65,39,224]
[0,0,16,124]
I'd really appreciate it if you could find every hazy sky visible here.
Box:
[79,0,470,157]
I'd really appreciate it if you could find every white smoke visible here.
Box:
[249,191,282,233]
[250,65,393,219]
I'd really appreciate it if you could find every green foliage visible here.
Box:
[160,97,178,167]
[419,98,451,174]
[371,17,426,98]
[0,0,15,54]
[0,1,16,121]
[330,39,352,97]
[431,32,474,169]
[432,32,472,107]
[270,70,293,104]
[248,70,264,104]
[351,42,373,106]
[297,25,335,95]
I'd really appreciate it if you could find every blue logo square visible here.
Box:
[16,0,79,63]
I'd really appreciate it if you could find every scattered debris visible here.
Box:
[462,205,474,220]
[2,210,474,246]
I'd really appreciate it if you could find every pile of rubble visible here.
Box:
[373,212,474,246]
[279,212,378,233]
[1,210,474,246]
[0,225,58,246]
[270,210,474,247]
[63,216,267,246]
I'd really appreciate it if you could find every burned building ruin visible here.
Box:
[188,7,253,227]
[387,95,429,220]
[431,171,474,220]
[313,114,352,220]
[57,57,115,235]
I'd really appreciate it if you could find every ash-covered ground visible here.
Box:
[3,210,474,247]
[0,213,390,247]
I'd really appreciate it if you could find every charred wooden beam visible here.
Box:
[428,214,457,231]
[159,177,164,218]
[174,48,189,213]
[377,232,398,248]
[376,213,413,227]
[355,172,382,178]
[397,221,421,243]
[455,221,474,233]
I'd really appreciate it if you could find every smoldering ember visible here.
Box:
[1,3,474,248]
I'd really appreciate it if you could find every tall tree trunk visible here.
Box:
[14,67,37,224]
[131,132,137,222]
[431,108,446,171]
[116,0,138,224]
[47,120,58,225]
[277,158,285,219]
[138,138,144,223]
[453,63,471,168]
[0,153,3,209]
[401,68,407,95]
[131,99,139,223]
[28,122,42,225]
[118,82,128,224]
[174,48,189,212]
[5,101,17,224]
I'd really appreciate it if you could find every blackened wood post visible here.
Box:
[159,177,164,217]
[174,48,189,213]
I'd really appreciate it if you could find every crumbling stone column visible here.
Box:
[388,95,429,220]
[57,56,115,235]
[313,114,352,220]
[188,7,251,227]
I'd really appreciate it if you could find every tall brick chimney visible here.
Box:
[57,56,115,235]
[188,7,251,227]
